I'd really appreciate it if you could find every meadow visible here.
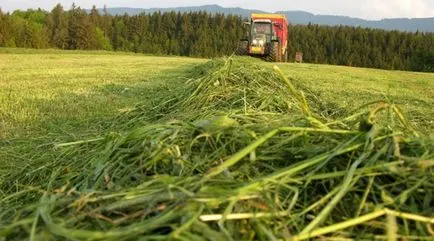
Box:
[0,49,433,240]
[1,49,432,142]
[0,49,204,165]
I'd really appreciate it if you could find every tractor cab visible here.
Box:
[236,14,289,62]
[251,20,273,47]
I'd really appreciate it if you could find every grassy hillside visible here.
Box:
[0,49,433,240]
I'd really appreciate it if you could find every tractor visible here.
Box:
[236,14,289,62]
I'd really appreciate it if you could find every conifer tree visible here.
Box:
[47,4,68,49]
[0,9,9,46]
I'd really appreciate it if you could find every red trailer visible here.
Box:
[236,13,289,62]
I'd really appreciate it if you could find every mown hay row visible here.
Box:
[0,57,432,241]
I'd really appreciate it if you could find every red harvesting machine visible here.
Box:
[236,13,289,62]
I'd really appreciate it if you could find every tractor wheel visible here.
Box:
[236,40,248,56]
[267,41,281,62]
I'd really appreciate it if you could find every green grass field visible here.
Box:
[275,63,433,132]
[1,49,433,240]
[0,49,204,140]
[1,49,432,143]
[1,48,433,169]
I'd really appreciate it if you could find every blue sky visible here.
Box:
[1,0,433,20]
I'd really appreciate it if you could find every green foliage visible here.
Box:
[46,4,68,49]
[0,9,9,46]
[68,6,95,50]
[288,24,434,71]
[5,38,16,47]
[410,51,434,72]
[94,27,112,50]
[11,8,47,27]
[0,5,244,56]
[6,13,47,48]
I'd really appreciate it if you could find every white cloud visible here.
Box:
[360,0,432,19]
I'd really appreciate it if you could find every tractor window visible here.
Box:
[253,22,272,34]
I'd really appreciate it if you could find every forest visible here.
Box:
[0,4,433,72]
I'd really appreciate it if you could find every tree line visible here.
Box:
[288,24,434,72]
[0,4,433,72]
[0,4,244,57]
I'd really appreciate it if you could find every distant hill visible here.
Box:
[97,5,265,17]
[96,4,434,32]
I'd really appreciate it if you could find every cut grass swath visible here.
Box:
[0,57,432,241]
